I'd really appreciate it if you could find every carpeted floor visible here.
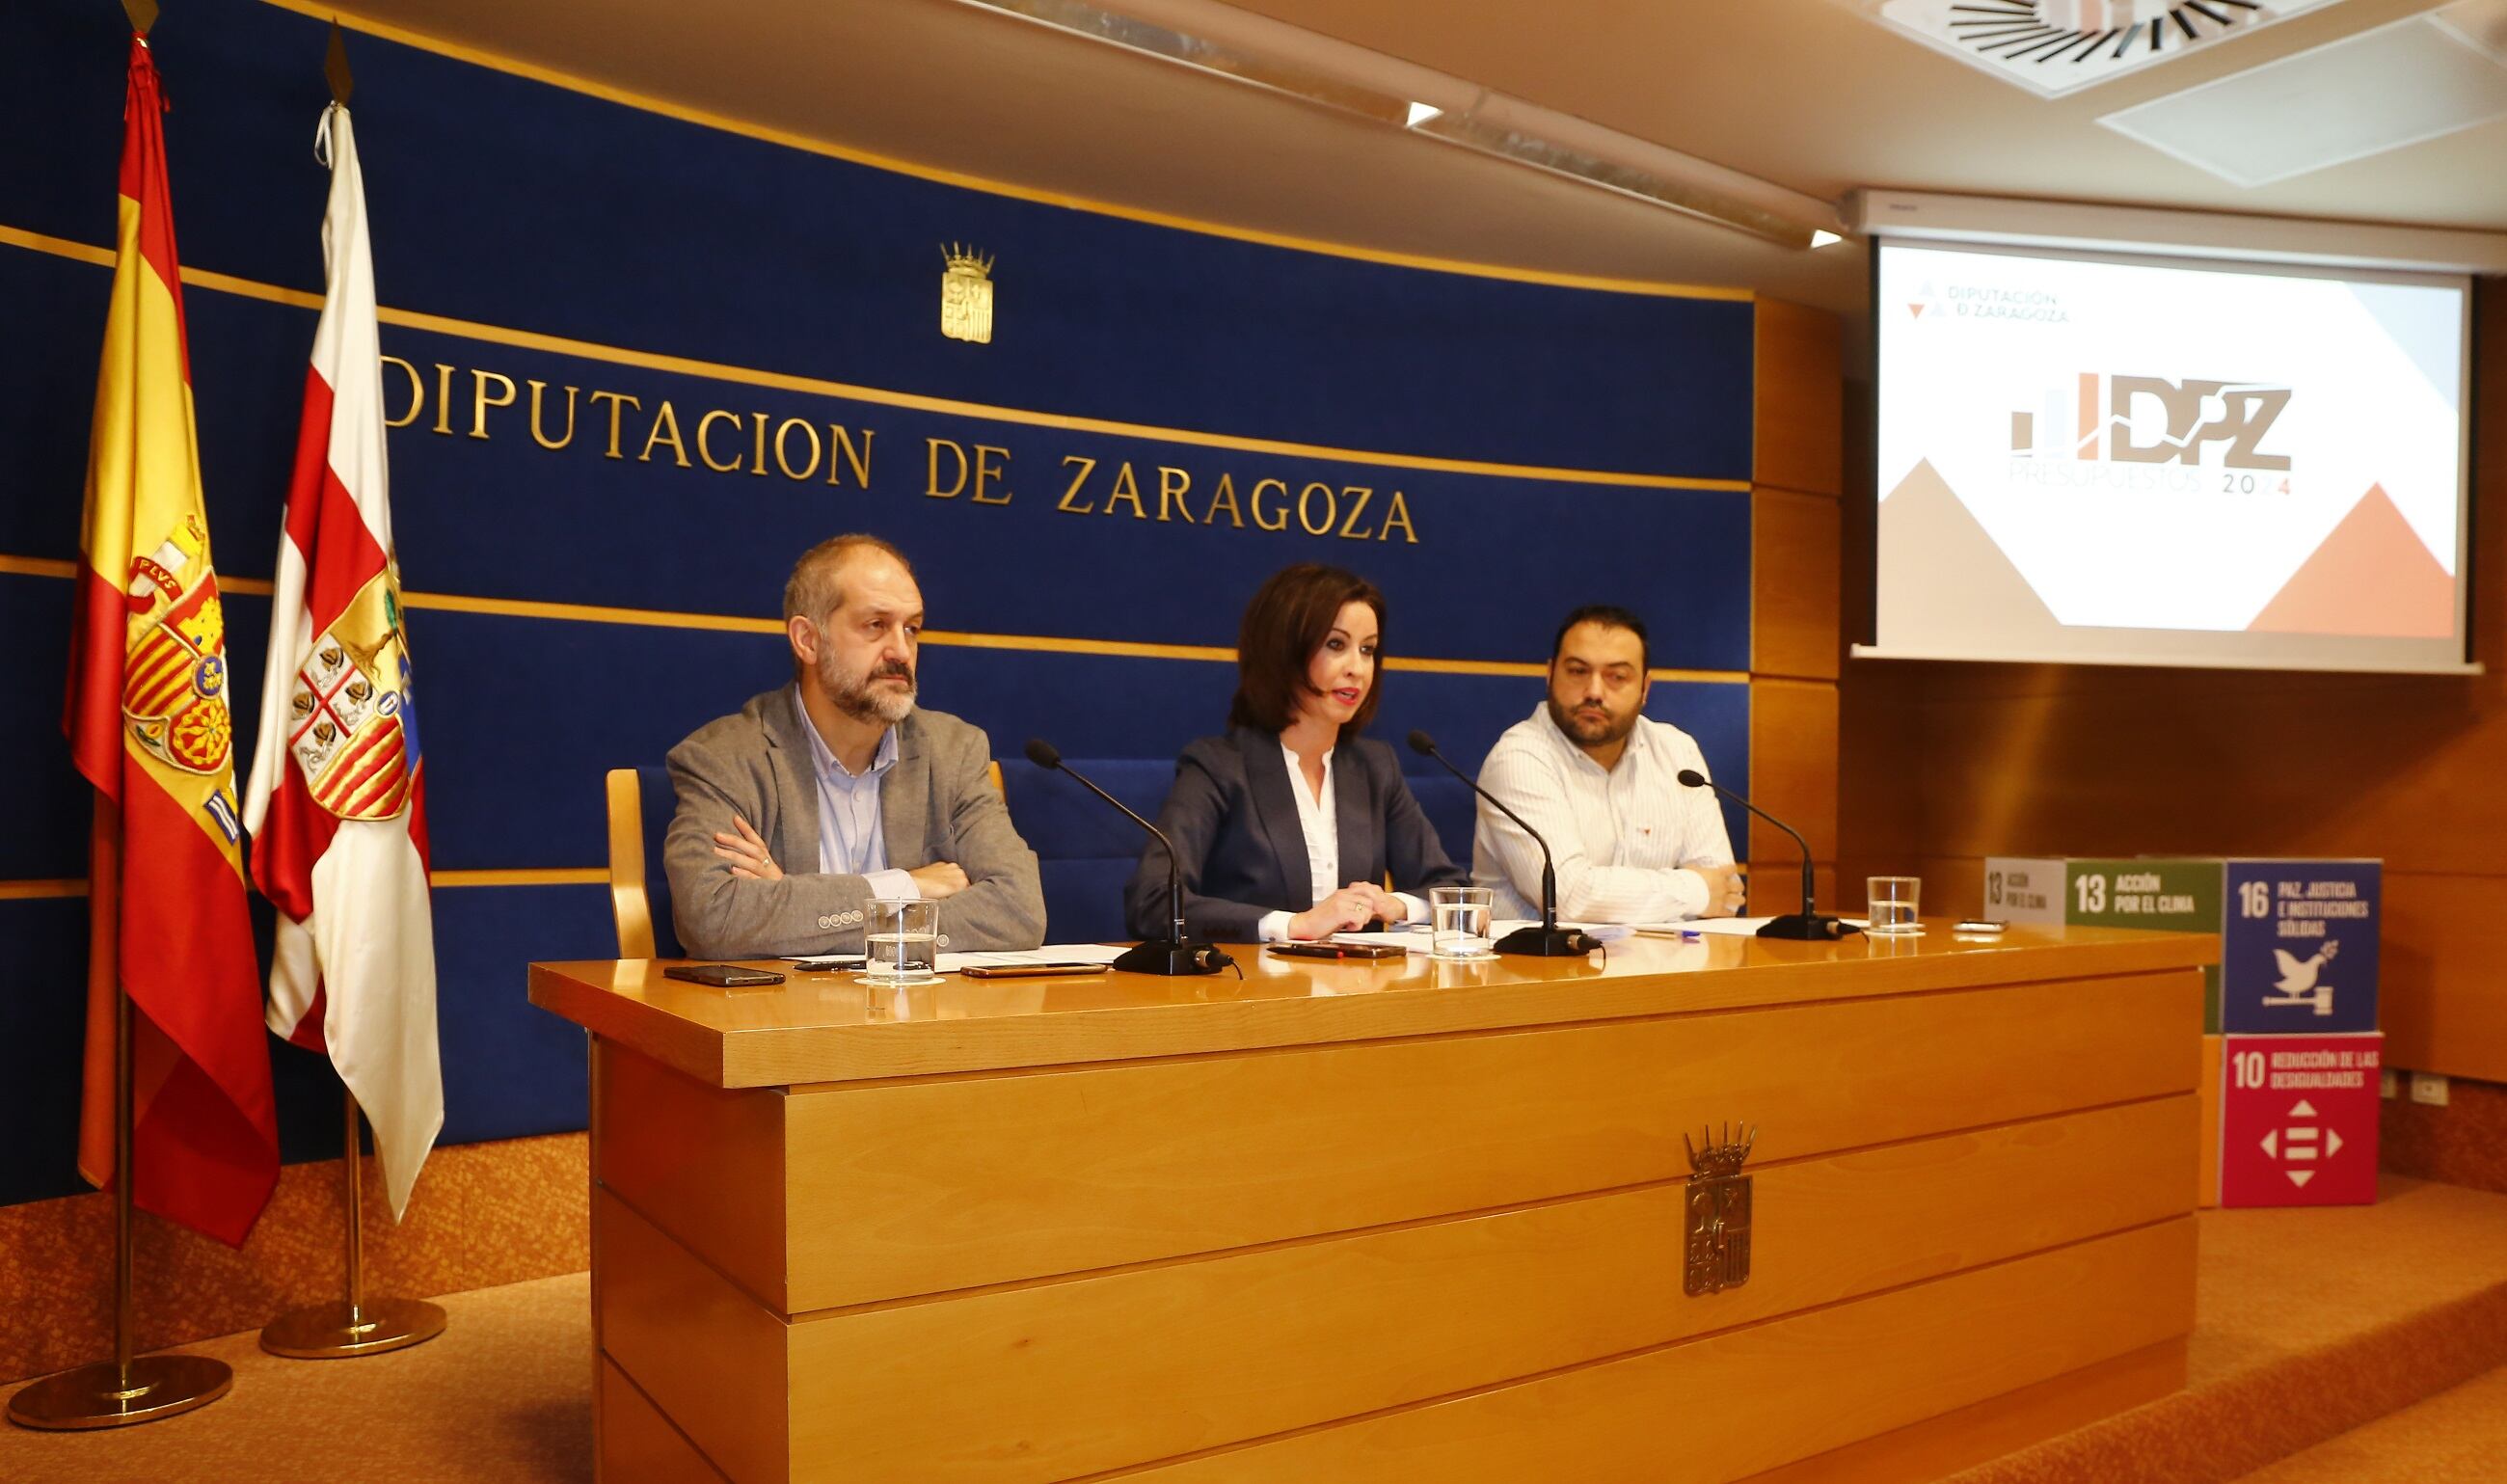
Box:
[9,1176,2506,1483]
[2187,1175,2507,1388]
[1944,1174,2507,1484]
[0,1273,592,1484]
[2235,1364,2507,1483]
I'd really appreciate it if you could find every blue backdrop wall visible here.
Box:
[0,0,1760,1207]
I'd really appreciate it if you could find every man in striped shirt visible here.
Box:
[1470,606,1747,924]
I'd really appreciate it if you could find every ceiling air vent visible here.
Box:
[1874,0,2348,96]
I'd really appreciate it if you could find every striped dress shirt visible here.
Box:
[793,691,917,901]
[1469,704,1734,924]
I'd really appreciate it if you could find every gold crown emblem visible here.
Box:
[1684,1122,1757,1179]
[941,242,994,277]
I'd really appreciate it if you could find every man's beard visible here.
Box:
[1548,693,1636,748]
[823,653,917,724]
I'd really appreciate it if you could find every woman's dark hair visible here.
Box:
[1228,563,1386,742]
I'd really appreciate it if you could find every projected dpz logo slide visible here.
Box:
[2011,373,2292,489]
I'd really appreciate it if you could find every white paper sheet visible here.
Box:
[933,944,1131,971]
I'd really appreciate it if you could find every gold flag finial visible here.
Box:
[122,0,161,36]
[324,19,355,105]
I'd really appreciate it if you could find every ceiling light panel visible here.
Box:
[2099,14,2507,186]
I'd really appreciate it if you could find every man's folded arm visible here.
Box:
[933,731,1046,951]
[662,742,877,958]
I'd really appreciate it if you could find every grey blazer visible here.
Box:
[1124,726,1468,942]
[662,688,1045,958]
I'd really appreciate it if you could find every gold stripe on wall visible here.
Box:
[404,587,782,636]
[252,0,1751,305]
[0,556,1753,684]
[0,223,1748,495]
[431,869,609,888]
[0,880,87,901]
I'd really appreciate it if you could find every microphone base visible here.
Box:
[1755,913,1860,941]
[1114,939,1232,976]
[1496,924,1600,957]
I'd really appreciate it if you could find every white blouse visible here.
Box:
[1258,741,1428,941]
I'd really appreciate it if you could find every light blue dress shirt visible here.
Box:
[793,690,917,900]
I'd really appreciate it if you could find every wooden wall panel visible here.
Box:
[2376,873,2507,1083]
[1754,488,1843,681]
[1749,678,1839,870]
[1124,1219,2195,1484]
[1884,666,2501,873]
[1839,278,2507,1082]
[1754,297,1845,497]
[775,972,2198,1309]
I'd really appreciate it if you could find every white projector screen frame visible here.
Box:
[1858,236,2476,675]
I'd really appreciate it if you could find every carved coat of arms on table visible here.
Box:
[1685,1121,1757,1296]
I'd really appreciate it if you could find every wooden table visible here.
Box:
[528,923,2213,1484]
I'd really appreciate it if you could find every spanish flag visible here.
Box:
[65,37,279,1248]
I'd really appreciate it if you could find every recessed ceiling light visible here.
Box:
[1811,229,1844,248]
[1405,101,1443,128]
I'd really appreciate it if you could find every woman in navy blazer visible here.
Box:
[1126,563,1467,943]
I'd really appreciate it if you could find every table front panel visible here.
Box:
[779,969,2201,1309]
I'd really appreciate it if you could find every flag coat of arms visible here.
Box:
[243,102,443,1221]
[65,37,279,1248]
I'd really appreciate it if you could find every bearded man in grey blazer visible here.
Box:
[662,534,1045,958]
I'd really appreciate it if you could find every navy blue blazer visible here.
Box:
[1125,726,1468,941]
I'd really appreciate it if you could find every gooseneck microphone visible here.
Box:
[1675,769,1855,941]
[1407,731,1598,958]
[1024,739,1230,976]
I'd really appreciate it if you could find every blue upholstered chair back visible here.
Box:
[997,759,1178,945]
[1405,772,1480,876]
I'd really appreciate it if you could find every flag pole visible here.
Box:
[8,799,233,1430]
[259,1091,445,1359]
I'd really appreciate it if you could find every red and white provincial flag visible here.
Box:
[243,103,442,1219]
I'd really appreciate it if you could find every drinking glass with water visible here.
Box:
[1866,876,1922,935]
[1430,885,1495,960]
[863,898,943,984]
